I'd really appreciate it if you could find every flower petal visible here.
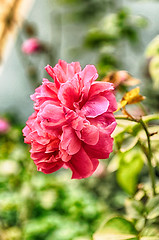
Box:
[88,112,117,134]
[84,131,114,159]
[80,96,109,118]
[31,79,60,109]
[80,65,98,84]
[63,107,84,131]
[58,81,79,109]
[80,124,99,145]
[89,82,114,99]
[78,65,98,104]
[105,92,118,112]
[45,60,81,88]
[41,104,65,127]
[37,161,63,174]
[60,126,81,155]
[67,148,99,179]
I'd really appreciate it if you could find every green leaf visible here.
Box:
[147,205,159,219]
[141,238,159,240]
[125,199,146,231]
[120,136,138,153]
[141,225,159,239]
[117,149,144,195]
[146,195,159,211]
[125,199,144,219]
[145,35,159,58]
[93,216,139,240]
[149,56,159,89]
[107,154,120,172]
[146,196,159,219]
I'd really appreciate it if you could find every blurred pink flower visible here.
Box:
[22,38,42,54]
[0,118,10,133]
[23,60,117,179]
[103,71,140,89]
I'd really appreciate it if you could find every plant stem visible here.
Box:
[115,114,159,123]
[139,119,156,196]
[142,114,159,123]
[115,115,157,196]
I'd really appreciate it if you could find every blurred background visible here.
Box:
[0,0,159,239]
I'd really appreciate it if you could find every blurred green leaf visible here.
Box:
[117,149,144,195]
[141,225,159,239]
[146,195,159,219]
[93,216,139,240]
[141,238,159,240]
[120,136,139,153]
[145,35,159,58]
[149,56,159,89]
[125,199,145,219]
[146,195,159,211]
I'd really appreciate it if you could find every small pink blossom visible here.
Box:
[22,38,42,54]
[0,118,10,133]
[23,60,117,179]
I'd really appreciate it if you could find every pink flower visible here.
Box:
[22,38,42,54]
[0,118,10,133]
[23,60,117,179]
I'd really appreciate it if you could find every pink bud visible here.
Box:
[22,38,42,55]
[0,118,10,133]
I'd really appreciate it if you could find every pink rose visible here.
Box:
[0,118,10,133]
[22,38,42,54]
[23,60,117,179]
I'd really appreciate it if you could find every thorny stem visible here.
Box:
[115,114,158,196]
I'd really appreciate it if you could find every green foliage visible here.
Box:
[148,56,159,89]
[93,217,139,240]
[144,36,159,111]
[116,149,144,195]
[93,194,159,239]
[0,122,106,240]
[55,0,115,21]
[146,195,159,219]
[85,8,147,77]
[2,114,158,240]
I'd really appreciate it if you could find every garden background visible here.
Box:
[0,0,159,239]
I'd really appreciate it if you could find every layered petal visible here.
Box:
[84,131,114,159]
[40,104,66,136]
[80,124,99,145]
[45,60,81,88]
[63,107,84,131]
[88,112,117,134]
[78,65,98,105]
[60,126,81,155]
[67,147,99,179]
[58,81,79,110]
[88,82,114,99]
[31,79,59,109]
[80,96,109,118]
[37,161,64,174]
